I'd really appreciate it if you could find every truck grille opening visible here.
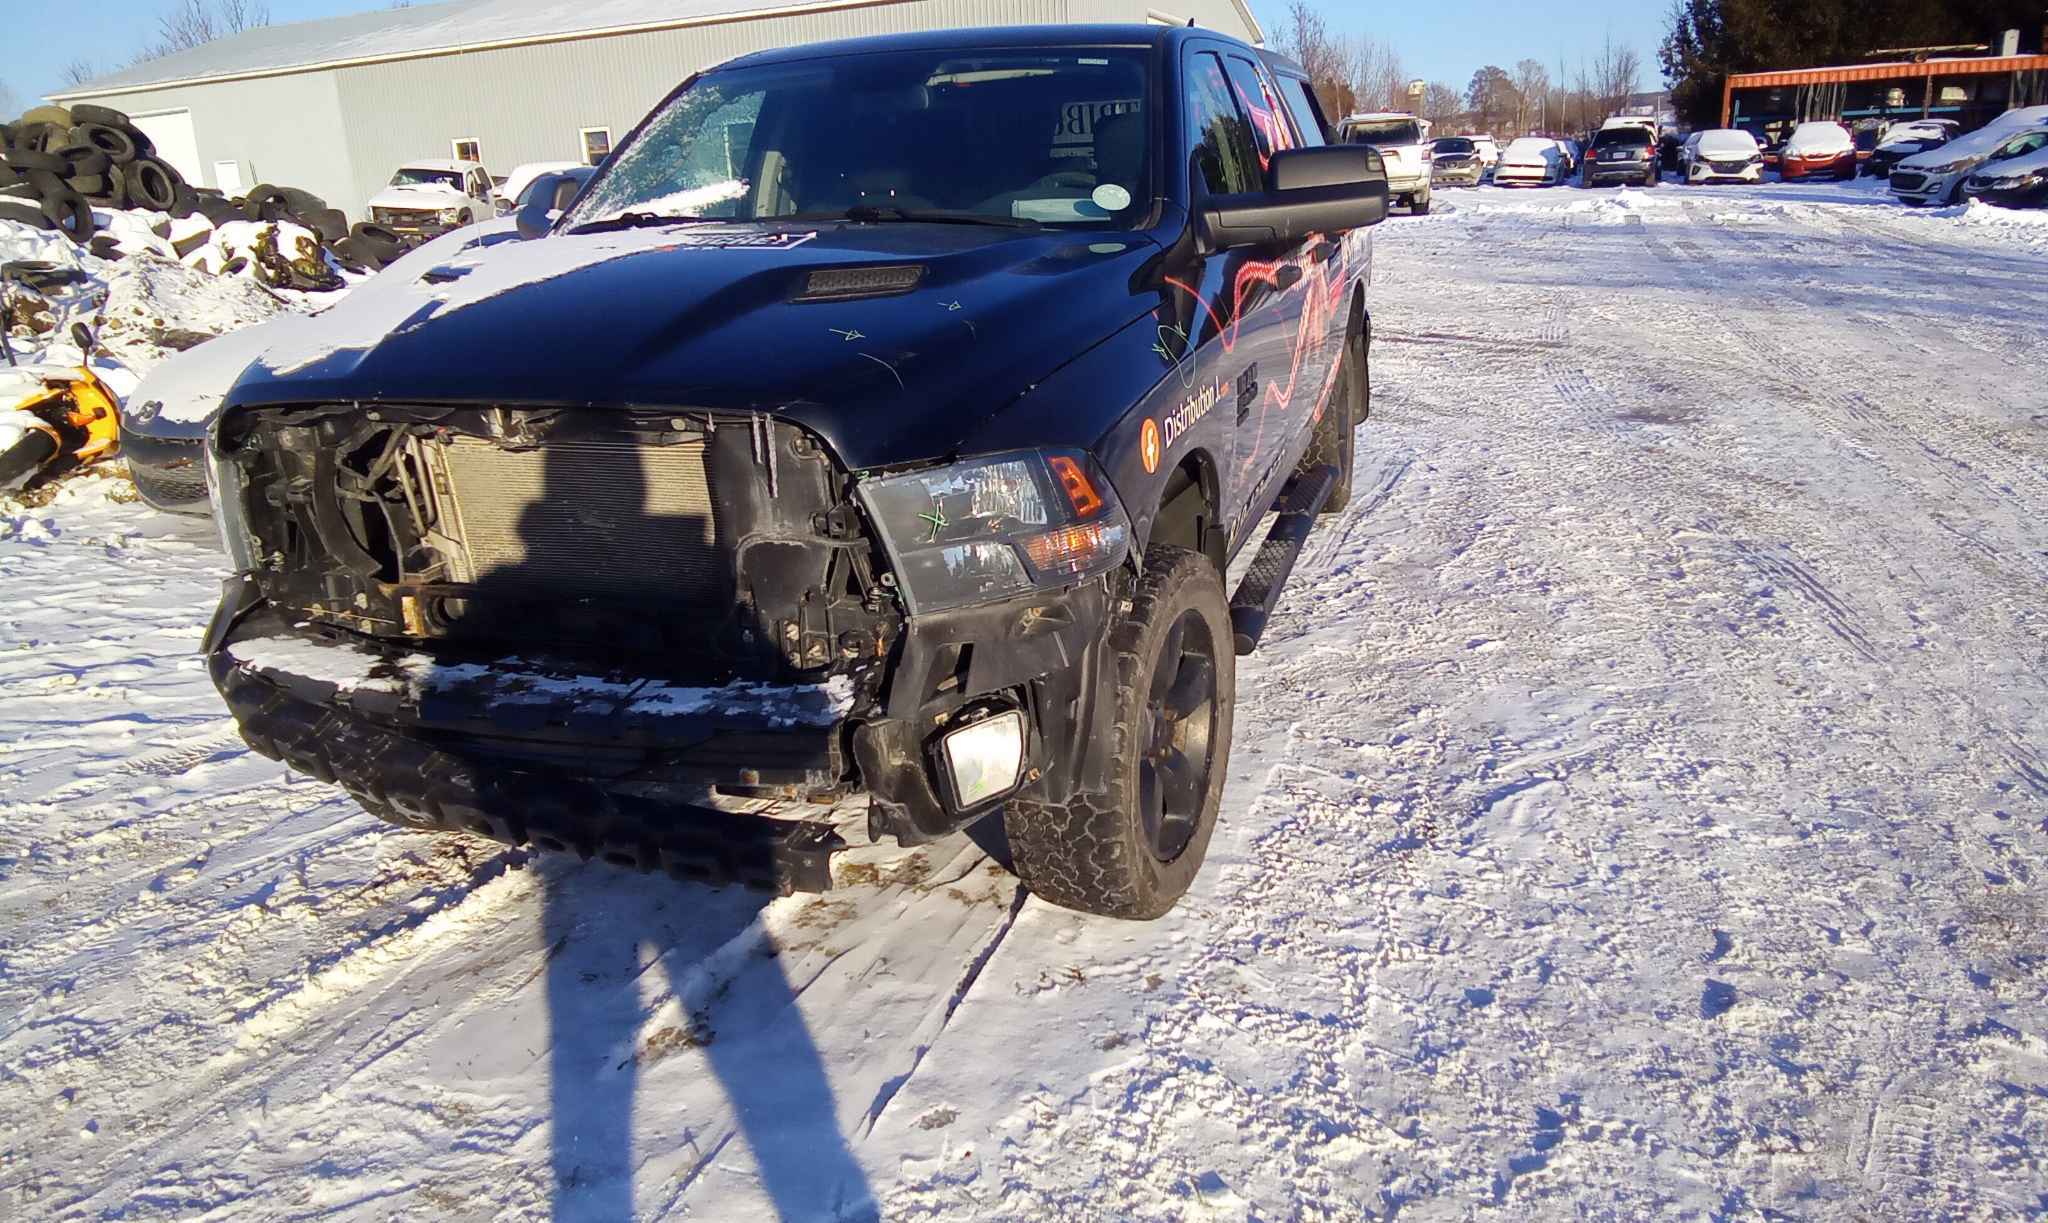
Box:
[434,436,726,604]
[223,405,901,685]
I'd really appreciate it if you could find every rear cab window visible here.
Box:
[1271,75,1328,147]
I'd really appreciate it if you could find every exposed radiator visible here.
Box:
[432,436,726,603]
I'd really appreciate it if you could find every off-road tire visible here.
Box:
[20,105,73,129]
[0,198,53,229]
[71,123,139,164]
[3,145,66,173]
[124,158,179,210]
[69,104,130,128]
[1004,545,1234,919]
[1297,313,1366,513]
[350,221,404,263]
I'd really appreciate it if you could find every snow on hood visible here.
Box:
[128,318,295,433]
[1899,106,2048,171]
[251,221,696,376]
[1785,123,1852,156]
[368,183,471,209]
[1696,130,1759,157]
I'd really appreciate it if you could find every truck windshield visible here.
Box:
[567,48,1153,229]
[390,168,464,189]
[1344,119,1419,146]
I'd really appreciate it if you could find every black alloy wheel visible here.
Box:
[1139,607,1219,863]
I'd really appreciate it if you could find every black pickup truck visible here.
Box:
[201,24,1386,918]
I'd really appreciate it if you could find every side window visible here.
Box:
[1186,51,1260,194]
[1222,56,1293,163]
[1273,75,1328,147]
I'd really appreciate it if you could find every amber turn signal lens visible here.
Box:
[1046,454,1103,518]
[1022,522,1113,573]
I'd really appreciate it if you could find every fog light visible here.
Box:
[939,709,1025,808]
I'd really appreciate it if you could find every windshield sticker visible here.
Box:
[1091,184,1132,211]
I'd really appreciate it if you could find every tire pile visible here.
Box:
[1,102,411,287]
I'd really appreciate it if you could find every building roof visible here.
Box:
[57,0,1264,99]
[1728,54,2048,88]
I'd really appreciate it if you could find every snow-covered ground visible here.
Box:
[3,180,2045,1219]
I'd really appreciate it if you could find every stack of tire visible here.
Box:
[0,102,396,283]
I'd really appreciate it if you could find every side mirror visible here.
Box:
[1197,146,1389,251]
[516,172,576,239]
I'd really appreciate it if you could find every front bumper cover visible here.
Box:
[206,568,1119,871]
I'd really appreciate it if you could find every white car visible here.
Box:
[1471,136,1501,170]
[1891,105,2048,205]
[1493,136,1570,187]
[1681,128,1764,183]
[1338,112,1433,213]
[366,159,497,244]
[493,161,585,214]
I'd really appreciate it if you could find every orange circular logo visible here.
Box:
[1140,417,1161,474]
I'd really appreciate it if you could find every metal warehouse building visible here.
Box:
[52,0,1261,221]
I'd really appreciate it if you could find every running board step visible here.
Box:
[1228,464,1337,655]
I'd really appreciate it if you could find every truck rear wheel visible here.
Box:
[1297,313,1365,513]
[1005,545,1233,919]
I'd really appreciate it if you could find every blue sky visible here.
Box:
[1256,1,1668,94]
[2,0,1668,108]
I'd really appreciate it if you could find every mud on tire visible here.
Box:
[1004,545,1234,919]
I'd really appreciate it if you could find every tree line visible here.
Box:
[1271,1,1647,138]
[1661,0,2046,127]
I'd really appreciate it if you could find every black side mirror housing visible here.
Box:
[516,172,576,239]
[1197,146,1389,251]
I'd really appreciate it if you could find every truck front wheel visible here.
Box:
[1005,546,1234,919]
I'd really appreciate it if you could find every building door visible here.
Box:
[130,109,202,185]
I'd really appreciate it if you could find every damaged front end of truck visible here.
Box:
[202,400,1132,892]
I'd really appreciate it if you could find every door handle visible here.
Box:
[1275,264,1304,290]
[1309,240,1340,264]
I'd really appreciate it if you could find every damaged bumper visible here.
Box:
[205,568,1119,884]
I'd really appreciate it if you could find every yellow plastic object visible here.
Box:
[5,365,124,484]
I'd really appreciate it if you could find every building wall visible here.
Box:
[66,0,1260,220]
[329,0,1077,214]
[59,71,358,215]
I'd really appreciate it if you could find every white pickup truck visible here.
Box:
[365,159,497,245]
[1337,112,1433,214]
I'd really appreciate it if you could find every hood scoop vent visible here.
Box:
[793,264,924,303]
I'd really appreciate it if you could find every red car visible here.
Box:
[1778,120,1857,181]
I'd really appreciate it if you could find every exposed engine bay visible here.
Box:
[215,404,904,692]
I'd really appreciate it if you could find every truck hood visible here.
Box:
[228,222,1161,469]
[366,184,471,210]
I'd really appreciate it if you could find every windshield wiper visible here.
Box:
[564,211,726,234]
[797,205,1041,229]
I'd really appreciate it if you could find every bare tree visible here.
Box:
[60,59,100,88]
[1512,59,1550,134]
[1349,35,1407,115]
[0,79,16,119]
[1592,35,1641,120]
[1421,82,1464,129]
[1271,2,1357,119]
[140,0,270,61]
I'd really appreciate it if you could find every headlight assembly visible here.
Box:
[204,435,257,573]
[858,449,1130,614]
[439,207,466,224]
